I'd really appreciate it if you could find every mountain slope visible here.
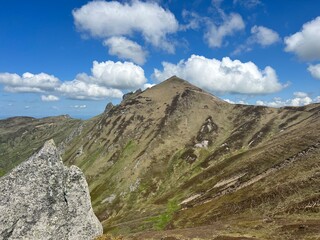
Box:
[60,76,320,239]
[1,76,319,239]
[0,115,82,177]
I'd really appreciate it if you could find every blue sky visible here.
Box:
[0,0,320,119]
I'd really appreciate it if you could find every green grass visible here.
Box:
[122,140,136,156]
[148,199,181,230]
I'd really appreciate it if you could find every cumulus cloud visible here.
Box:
[73,0,179,52]
[57,80,123,100]
[153,55,285,94]
[41,95,59,102]
[103,37,147,65]
[58,60,147,100]
[0,60,147,101]
[0,72,60,93]
[256,92,313,107]
[205,13,245,48]
[83,60,147,89]
[251,25,280,46]
[284,16,320,61]
[308,64,320,79]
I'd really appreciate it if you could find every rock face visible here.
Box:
[0,139,102,240]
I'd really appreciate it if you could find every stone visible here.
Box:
[104,102,114,114]
[122,91,134,100]
[0,139,102,240]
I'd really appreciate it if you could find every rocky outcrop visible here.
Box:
[104,102,114,114]
[0,139,102,240]
[122,88,142,101]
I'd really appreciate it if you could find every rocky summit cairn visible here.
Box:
[0,139,102,240]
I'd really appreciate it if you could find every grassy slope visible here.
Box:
[0,115,82,176]
[61,78,320,239]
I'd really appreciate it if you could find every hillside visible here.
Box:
[1,76,319,239]
[0,115,82,177]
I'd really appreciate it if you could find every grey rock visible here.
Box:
[122,88,142,101]
[104,102,114,114]
[0,139,102,240]
[122,91,134,100]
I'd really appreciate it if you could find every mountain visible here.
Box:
[1,76,319,239]
[0,115,82,177]
[0,139,102,239]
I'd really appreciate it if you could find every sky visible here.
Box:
[0,0,320,119]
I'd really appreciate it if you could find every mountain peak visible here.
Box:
[138,76,225,106]
[162,75,185,83]
[157,75,202,91]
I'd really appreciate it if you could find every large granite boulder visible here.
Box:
[0,139,102,239]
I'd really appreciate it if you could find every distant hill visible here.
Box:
[1,76,319,239]
[0,115,82,176]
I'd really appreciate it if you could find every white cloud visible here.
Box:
[256,100,264,105]
[73,0,179,52]
[0,60,147,101]
[224,99,235,104]
[153,55,285,94]
[103,37,147,65]
[238,100,248,104]
[181,10,203,30]
[41,95,59,102]
[233,0,261,8]
[59,60,146,100]
[233,25,280,55]
[0,72,60,93]
[57,80,123,100]
[284,16,320,61]
[224,99,248,104]
[182,5,245,49]
[71,105,87,109]
[143,83,155,90]
[251,25,280,46]
[308,64,320,79]
[204,13,245,48]
[293,91,308,98]
[256,92,313,107]
[291,92,313,106]
[87,60,147,89]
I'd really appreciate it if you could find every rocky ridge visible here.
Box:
[0,139,102,239]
